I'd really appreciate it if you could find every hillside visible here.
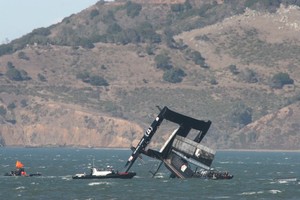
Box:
[0,0,300,150]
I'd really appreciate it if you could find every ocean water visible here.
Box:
[0,148,299,200]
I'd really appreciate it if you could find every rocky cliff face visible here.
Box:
[229,101,300,150]
[0,103,143,148]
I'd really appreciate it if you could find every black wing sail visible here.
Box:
[124,107,168,172]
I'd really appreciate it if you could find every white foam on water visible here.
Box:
[218,161,230,164]
[15,186,25,190]
[208,196,231,199]
[88,182,112,186]
[61,176,72,181]
[239,191,264,196]
[239,191,257,196]
[275,178,298,184]
[268,190,282,194]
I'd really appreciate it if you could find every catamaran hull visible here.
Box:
[192,173,233,180]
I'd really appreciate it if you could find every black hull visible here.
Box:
[192,174,233,180]
[4,172,42,177]
[72,172,136,179]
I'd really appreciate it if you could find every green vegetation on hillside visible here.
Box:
[5,62,31,81]
[1,0,300,149]
[1,0,300,56]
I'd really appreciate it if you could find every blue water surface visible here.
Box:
[0,148,299,200]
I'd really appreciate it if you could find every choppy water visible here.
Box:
[0,148,299,200]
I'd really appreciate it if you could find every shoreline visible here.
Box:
[217,149,300,152]
[2,146,300,152]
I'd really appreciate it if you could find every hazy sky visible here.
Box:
[0,0,100,44]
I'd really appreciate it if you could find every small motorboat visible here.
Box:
[4,160,42,177]
[4,171,42,177]
[72,167,136,179]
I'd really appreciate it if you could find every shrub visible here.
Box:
[154,54,172,70]
[20,99,28,108]
[37,73,47,82]
[190,51,207,67]
[7,102,16,110]
[89,75,109,86]
[163,68,186,83]
[6,67,22,81]
[125,1,142,18]
[171,4,185,12]
[0,43,13,56]
[90,9,99,20]
[76,71,90,83]
[6,119,16,124]
[0,106,7,116]
[106,23,122,34]
[231,102,253,127]
[228,64,239,75]
[76,71,108,86]
[32,27,51,36]
[18,51,30,60]
[146,45,155,55]
[136,22,161,44]
[239,68,258,83]
[102,10,116,24]
[210,78,218,85]
[19,69,31,81]
[171,0,192,12]
[270,72,294,89]
[7,61,14,69]
[76,38,95,49]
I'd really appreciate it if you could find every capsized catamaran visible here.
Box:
[124,106,233,179]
